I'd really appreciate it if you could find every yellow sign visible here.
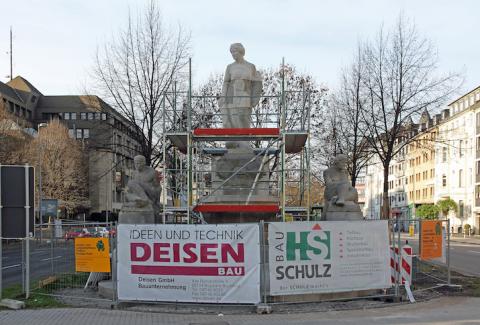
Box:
[420,220,443,260]
[75,237,111,272]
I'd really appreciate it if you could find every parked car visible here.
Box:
[93,227,116,238]
[64,228,92,241]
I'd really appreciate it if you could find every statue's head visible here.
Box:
[134,155,147,171]
[333,154,348,170]
[230,43,245,62]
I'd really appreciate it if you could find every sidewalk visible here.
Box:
[0,296,479,325]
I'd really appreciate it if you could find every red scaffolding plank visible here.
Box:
[193,128,280,137]
[193,204,280,213]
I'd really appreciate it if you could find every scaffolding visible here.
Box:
[161,59,312,223]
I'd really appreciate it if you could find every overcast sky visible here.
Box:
[0,0,478,101]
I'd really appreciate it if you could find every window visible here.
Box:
[476,92,480,101]
[88,112,94,120]
[83,129,89,139]
[459,140,464,157]
[95,112,101,120]
[101,113,107,120]
[442,175,447,187]
[459,169,463,187]
[64,112,70,120]
[71,112,77,120]
[81,112,86,120]
[442,147,447,162]
[68,129,75,138]
[76,129,82,139]
[459,200,464,217]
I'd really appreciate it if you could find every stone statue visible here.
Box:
[220,43,262,148]
[323,154,362,221]
[119,155,161,224]
[203,43,272,221]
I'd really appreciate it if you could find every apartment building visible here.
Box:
[363,85,480,233]
[0,76,142,219]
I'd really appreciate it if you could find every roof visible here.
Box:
[7,76,43,95]
[0,81,24,103]
[448,85,480,106]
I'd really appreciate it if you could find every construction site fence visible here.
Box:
[0,221,117,303]
[2,219,452,305]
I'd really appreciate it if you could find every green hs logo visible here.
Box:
[286,225,330,261]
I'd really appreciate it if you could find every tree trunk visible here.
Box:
[382,165,390,220]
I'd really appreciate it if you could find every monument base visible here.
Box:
[202,211,278,224]
[118,205,158,224]
[324,202,363,221]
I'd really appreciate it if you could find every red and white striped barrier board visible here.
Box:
[390,245,413,285]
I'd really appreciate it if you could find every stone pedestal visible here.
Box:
[118,205,157,224]
[202,147,277,223]
[324,202,363,221]
[212,148,270,199]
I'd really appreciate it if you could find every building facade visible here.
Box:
[0,76,142,219]
[363,85,480,234]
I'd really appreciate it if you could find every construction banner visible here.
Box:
[268,220,391,295]
[117,223,260,304]
[420,220,443,260]
[75,237,111,272]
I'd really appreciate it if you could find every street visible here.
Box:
[400,234,480,277]
[1,241,75,287]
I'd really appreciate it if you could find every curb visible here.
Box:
[450,239,480,246]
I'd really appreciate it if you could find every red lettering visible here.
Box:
[153,243,170,262]
[173,243,180,263]
[183,243,197,263]
[221,243,244,263]
[200,243,218,263]
[130,243,151,261]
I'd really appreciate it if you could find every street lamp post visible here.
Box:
[38,123,47,241]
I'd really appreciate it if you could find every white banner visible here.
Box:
[117,223,260,303]
[268,220,390,295]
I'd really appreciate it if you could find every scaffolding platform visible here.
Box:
[167,129,307,154]
[193,204,280,213]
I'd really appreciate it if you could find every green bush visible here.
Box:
[437,199,458,217]
[416,204,439,219]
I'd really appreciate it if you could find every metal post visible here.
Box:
[187,59,193,224]
[447,218,451,286]
[259,220,267,304]
[280,58,286,222]
[187,133,192,224]
[112,222,118,304]
[24,165,30,299]
[281,133,286,222]
[162,95,167,224]
[38,145,43,242]
[306,91,311,221]
[396,217,401,298]
[0,164,3,300]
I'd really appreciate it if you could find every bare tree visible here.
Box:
[27,120,89,216]
[360,16,462,219]
[321,44,373,186]
[0,101,31,164]
[93,1,190,167]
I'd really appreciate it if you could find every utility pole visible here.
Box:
[9,27,13,81]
